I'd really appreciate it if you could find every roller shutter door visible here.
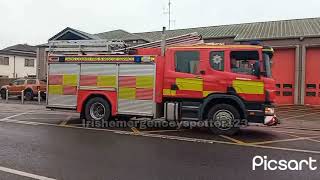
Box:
[272,48,295,105]
[305,47,320,105]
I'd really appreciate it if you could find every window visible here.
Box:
[27,80,36,84]
[210,51,224,71]
[25,59,35,67]
[175,51,200,74]
[0,56,9,65]
[230,51,259,75]
[16,80,25,85]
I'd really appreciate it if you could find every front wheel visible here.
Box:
[207,104,240,135]
[0,89,6,99]
[84,97,111,124]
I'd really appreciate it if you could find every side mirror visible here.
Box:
[253,61,261,77]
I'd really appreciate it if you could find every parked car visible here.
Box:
[0,79,46,101]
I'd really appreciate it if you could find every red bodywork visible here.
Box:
[137,46,276,104]
[77,90,117,116]
[75,45,276,116]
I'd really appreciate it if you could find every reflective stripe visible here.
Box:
[176,78,203,91]
[203,91,214,97]
[119,76,136,87]
[136,76,154,88]
[97,75,116,87]
[48,75,63,85]
[136,88,153,100]
[163,89,176,96]
[80,75,97,86]
[119,87,136,100]
[48,85,63,95]
[63,86,77,95]
[63,74,78,86]
[232,80,264,94]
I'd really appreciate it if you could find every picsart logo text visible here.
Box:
[252,156,318,171]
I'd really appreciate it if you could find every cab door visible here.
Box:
[163,49,204,99]
[200,49,230,98]
[227,50,265,102]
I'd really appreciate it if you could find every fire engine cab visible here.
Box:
[46,36,278,135]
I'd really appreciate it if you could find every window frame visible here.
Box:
[0,56,9,66]
[174,50,200,75]
[209,51,225,71]
[27,79,37,85]
[25,58,35,67]
[16,79,26,85]
[229,50,260,75]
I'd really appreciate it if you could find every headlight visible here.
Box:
[265,107,275,116]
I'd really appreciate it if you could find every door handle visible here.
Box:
[171,84,179,90]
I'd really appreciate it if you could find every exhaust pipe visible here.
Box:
[161,27,166,56]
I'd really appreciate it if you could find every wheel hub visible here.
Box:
[213,110,234,130]
[89,102,106,120]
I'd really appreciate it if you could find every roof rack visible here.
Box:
[47,40,127,55]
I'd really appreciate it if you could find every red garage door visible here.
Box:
[305,47,320,105]
[272,48,296,105]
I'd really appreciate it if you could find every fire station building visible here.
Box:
[39,17,320,106]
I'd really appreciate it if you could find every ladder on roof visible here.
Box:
[47,40,127,55]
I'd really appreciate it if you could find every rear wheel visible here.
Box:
[40,92,46,100]
[207,104,240,135]
[24,90,34,101]
[84,97,111,124]
[0,89,6,99]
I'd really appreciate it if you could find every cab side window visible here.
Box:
[16,80,25,85]
[175,51,200,74]
[210,51,224,71]
[27,80,36,84]
[230,51,259,75]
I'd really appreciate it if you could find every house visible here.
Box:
[38,17,320,105]
[0,44,37,78]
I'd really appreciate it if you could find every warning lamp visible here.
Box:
[134,56,142,63]
[58,56,65,62]
[265,107,275,116]
[249,41,262,45]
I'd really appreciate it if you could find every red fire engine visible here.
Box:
[46,36,278,135]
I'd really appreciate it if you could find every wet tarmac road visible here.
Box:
[0,103,320,180]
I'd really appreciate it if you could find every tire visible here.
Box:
[0,89,6,99]
[40,92,46,100]
[207,104,240,135]
[84,97,111,123]
[24,90,34,101]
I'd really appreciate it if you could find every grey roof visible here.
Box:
[49,27,101,41]
[69,27,101,40]
[95,29,152,41]
[133,17,320,41]
[48,17,320,43]
[0,44,36,57]
[3,44,37,52]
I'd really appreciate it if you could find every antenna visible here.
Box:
[168,0,171,30]
[164,0,175,30]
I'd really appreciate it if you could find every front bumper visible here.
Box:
[246,104,279,126]
[264,115,279,126]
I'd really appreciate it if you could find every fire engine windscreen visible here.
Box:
[230,51,259,75]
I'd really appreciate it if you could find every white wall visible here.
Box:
[0,54,36,78]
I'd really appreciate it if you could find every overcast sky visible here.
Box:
[0,0,319,49]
